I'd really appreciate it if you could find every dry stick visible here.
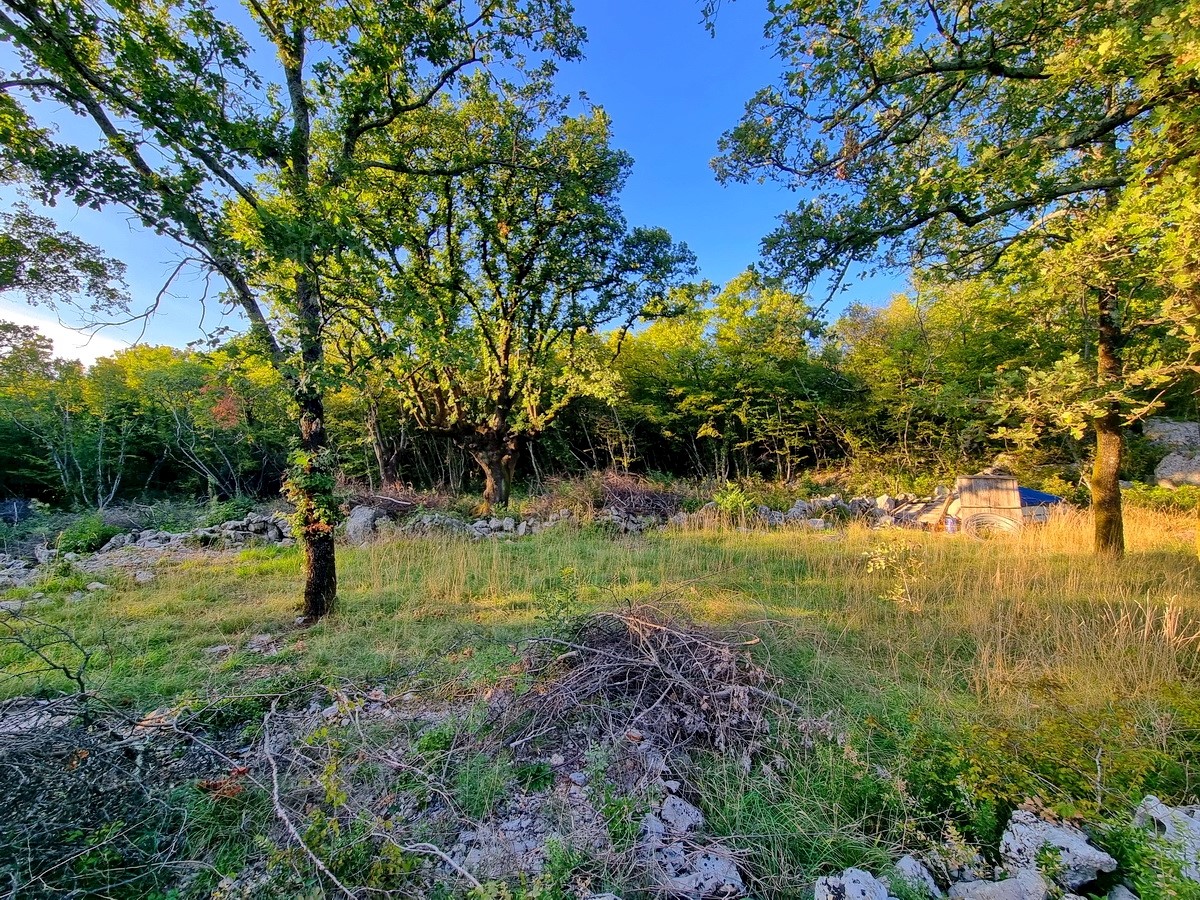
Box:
[262,699,359,900]
[376,838,483,890]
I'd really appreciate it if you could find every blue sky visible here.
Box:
[0,0,902,361]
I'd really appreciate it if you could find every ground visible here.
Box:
[1,505,1198,898]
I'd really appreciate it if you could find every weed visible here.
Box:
[455,751,513,819]
[57,515,124,553]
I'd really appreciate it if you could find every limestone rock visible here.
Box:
[344,505,381,544]
[999,809,1117,890]
[892,854,943,897]
[815,868,890,900]
[1133,795,1200,881]
[947,871,1049,900]
[1155,452,1200,488]
[661,850,744,896]
[660,796,705,835]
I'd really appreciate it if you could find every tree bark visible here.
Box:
[470,436,518,510]
[367,402,401,487]
[1091,283,1125,557]
[293,271,338,620]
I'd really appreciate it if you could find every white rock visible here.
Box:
[85,582,109,592]
[344,505,381,544]
[948,871,1049,900]
[1134,795,1200,881]
[660,796,705,835]
[662,849,744,896]
[815,868,889,900]
[892,854,943,896]
[1155,453,1200,488]
[999,810,1116,890]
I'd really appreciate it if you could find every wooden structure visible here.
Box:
[955,473,1023,534]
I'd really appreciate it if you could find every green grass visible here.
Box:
[3,505,1199,890]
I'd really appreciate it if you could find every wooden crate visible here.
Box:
[956,474,1022,527]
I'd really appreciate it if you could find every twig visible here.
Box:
[262,698,359,900]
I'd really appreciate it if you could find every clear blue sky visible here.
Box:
[0,0,902,361]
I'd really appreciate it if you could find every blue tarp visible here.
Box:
[1018,486,1065,507]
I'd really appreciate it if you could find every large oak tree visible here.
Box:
[714,0,1200,555]
[0,0,583,615]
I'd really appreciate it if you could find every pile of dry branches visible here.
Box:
[514,609,785,753]
[600,474,682,517]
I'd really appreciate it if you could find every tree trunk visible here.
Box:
[1091,283,1125,557]
[291,271,338,620]
[367,402,400,487]
[471,436,518,510]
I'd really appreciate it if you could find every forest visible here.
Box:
[0,0,1199,898]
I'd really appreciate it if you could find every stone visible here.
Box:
[34,546,57,564]
[247,633,277,653]
[662,850,744,896]
[516,521,527,537]
[1107,887,1138,900]
[1133,795,1200,881]
[568,771,589,786]
[1146,418,1200,451]
[502,517,515,532]
[892,854,943,897]
[947,871,1049,900]
[1154,452,1200,488]
[344,505,381,544]
[134,570,155,584]
[660,796,705,835]
[0,600,23,614]
[85,582,109,592]
[815,868,890,900]
[641,813,667,850]
[203,644,234,655]
[1000,809,1117,890]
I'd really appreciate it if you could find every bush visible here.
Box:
[1122,482,1200,513]
[200,496,256,528]
[57,515,123,553]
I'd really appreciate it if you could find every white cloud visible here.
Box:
[0,303,131,365]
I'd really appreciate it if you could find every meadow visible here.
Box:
[3,505,1198,896]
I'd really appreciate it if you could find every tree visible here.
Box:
[356,86,696,508]
[0,204,127,310]
[0,0,582,616]
[714,0,1200,554]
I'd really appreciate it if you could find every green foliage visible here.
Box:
[712,482,757,517]
[56,515,122,553]
[533,567,582,637]
[454,751,514,820]
[1100,824,1200,900]
[1123,484,1200,513]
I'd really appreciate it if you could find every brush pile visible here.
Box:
[515,610,779,753]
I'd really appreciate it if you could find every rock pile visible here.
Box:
[1146,418,1200,487]
[641,795,744,895]
[0,555,32,589]
[342,505,578,543]
[95,512,293,553]
[812,799,1200,900]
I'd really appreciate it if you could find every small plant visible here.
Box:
[56,515,123,553]
[454,751,513,819]
[534,567,581,636]
[712,482,756,518]
[864,542,926,611]
[1100,823,1200,900]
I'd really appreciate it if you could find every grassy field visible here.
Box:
[3,505,1199,896]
